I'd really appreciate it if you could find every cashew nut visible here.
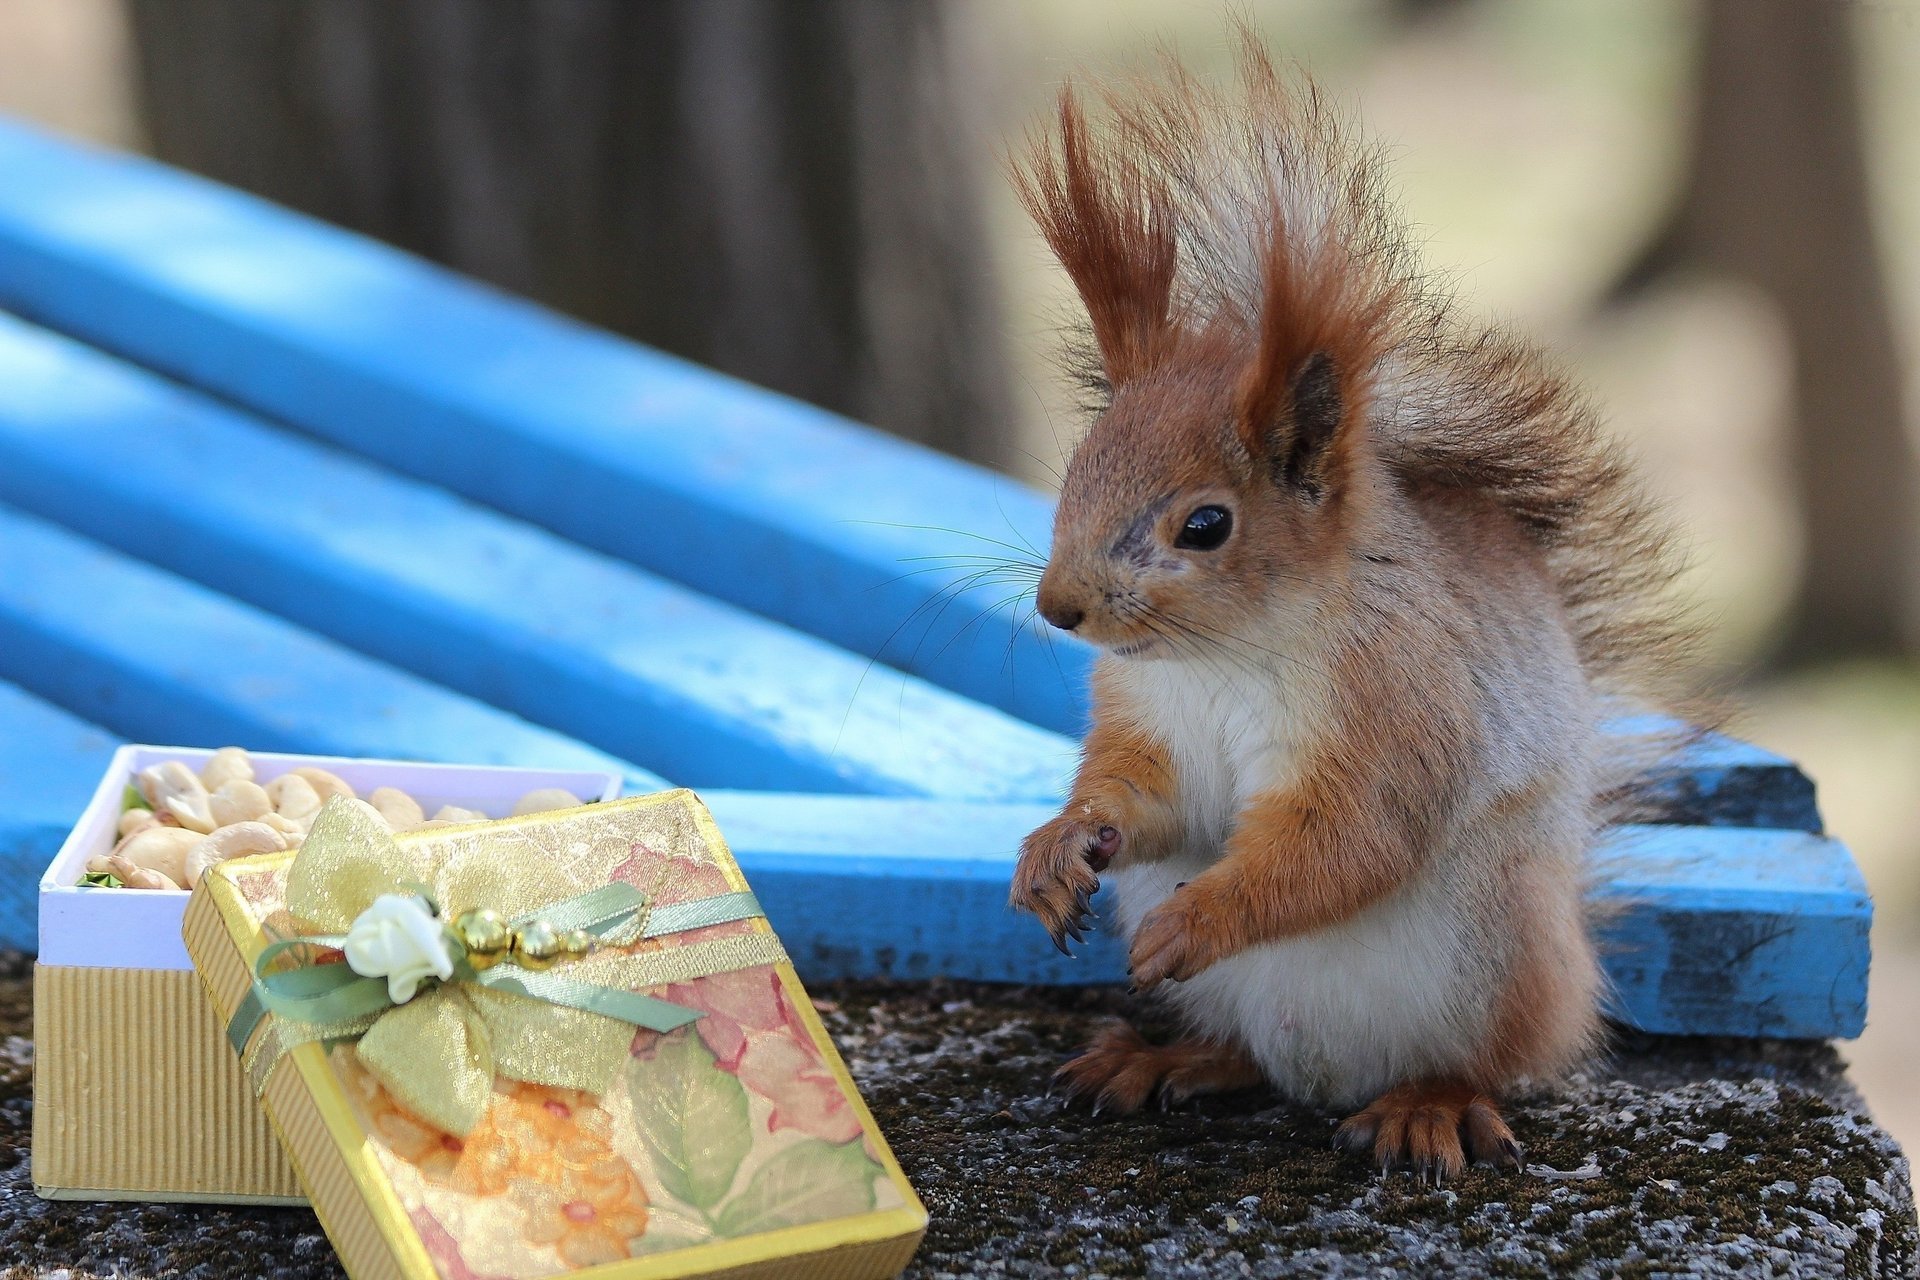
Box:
[107,855,180,891]
[209,779,273,827]
[94,756,555,892]
[265,773,322,822]
[183,821,289,888]
[110,826,200,886]
[512,788,583,816]
[369,787,424,830]
[259,811,307,838]
[137,761,216,833]
[117,808,160,839]
[290,767,356,803]
[200,746,255,792]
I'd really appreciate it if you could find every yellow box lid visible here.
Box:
[182,789,926,1280]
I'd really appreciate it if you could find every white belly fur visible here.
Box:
[1101,651,1494,1109]
[1105,858,1489,1109]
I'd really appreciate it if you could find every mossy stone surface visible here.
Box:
[1,964,1911,1278]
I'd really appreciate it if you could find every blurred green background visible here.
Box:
[3,0,1914,1149]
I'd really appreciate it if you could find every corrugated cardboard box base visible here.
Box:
[31,747,622,1204]
[33,963,302,1203]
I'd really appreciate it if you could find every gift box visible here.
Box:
[181,788,926,1280]
[32,744,621,1203]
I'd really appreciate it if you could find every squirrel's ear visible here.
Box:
[1239,223,1386,496]
[1240,346,1351,500]
[1013,89,1177,387]
[1273,352,1342,495]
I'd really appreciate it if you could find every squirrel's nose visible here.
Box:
[1040,600,1084,631]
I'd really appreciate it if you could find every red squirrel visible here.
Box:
[1006,41,1707,1178]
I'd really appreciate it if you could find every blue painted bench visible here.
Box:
[0,115,1868,1040]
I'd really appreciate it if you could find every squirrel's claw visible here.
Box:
[1063,885,1095,945]
[1010,814,1105,956]
[1127,915,1190,989]
[1128,889,1230,988]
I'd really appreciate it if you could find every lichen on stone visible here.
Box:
[829,982,1916,1279]
[0,963,1911,1279]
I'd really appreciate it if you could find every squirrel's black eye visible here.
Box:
[1175,505,1233,551]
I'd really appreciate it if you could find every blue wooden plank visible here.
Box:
[0,122,1821,831]
[0,311,1074,801]
[699,793,1869,1039]
[1620,722,1822,833]
[0,681,119,949]
[0,118,1083,736]
[1594,824,1869,1038]
[0,503,665,794]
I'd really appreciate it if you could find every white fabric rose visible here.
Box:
[343,893,456,1004]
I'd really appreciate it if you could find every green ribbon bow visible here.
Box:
[226,796,784,1136]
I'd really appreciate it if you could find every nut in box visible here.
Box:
[32,743,620,1203]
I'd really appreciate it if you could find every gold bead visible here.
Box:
[453,909,514,969]
[513,919,563,970]
[556,929,596,959]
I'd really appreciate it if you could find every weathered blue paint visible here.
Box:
[1614,720,1822,833]
[0,118,1868,1039]
[0,681,119,948]
[1593,824,1870,1038]
[0,118,1084,736]
[698,793,1869,1039]
[0,312,1075,801]
[0,124,1828,834]
[0,504,665,793]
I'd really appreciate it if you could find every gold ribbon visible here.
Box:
[232,796,786,1137]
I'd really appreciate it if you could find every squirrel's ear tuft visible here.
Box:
[1012,87,1177,387]
[1238,218,1392,494]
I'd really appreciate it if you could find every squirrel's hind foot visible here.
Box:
[1334,1081,1523,1181]
[1055,1021,1264,1116]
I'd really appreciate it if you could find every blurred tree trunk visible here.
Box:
[1615,0,1917,663]
[124,0,1019,467]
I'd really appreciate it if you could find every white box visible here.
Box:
[33,744,622,1202]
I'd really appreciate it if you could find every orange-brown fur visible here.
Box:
[1005,38,1707,1175]
[1055,1023,1265,1115]
[1334,1081,1521,1180]
[1009,677,1185,946]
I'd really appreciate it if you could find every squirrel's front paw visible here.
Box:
[1129,892,1231,989]
[1009,815,1118,954]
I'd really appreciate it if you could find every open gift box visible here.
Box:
[32,744,622,1203]
[182,788,925,1279]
